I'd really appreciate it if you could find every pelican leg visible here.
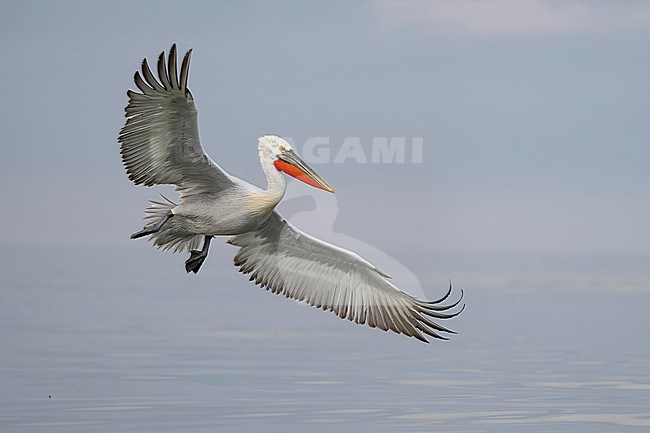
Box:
[131,211,173,239]
[185,235,213,274]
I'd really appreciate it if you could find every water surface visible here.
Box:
[1,246,649,432]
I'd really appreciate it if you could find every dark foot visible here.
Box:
[131,228,154,239]
[184,235,212,274]
[131,211,173,239]
[185,250,207,274]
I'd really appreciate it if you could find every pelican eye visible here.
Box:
[279,145,286,153]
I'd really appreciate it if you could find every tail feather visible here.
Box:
[144,194,177,221]
[136,194,202,253]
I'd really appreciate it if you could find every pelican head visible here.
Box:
[259,135,335,193]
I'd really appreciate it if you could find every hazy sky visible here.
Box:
[1,1,648,284]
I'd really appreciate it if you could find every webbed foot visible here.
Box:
[131,211,173,239]
[184,235,212,274]
[185,250,207,274]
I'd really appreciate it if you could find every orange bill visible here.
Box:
[274,150,335,193]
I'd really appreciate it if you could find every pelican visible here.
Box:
[118,45,464,343]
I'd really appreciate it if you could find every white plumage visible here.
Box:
[119,45,464,343]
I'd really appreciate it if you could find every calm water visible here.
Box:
[1,246,649,432]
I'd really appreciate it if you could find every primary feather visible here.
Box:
[229,212,464,342]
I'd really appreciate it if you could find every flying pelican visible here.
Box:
[118,45,464,343]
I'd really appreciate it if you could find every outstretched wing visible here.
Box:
[228,212,464,343]
[118,44,234,197]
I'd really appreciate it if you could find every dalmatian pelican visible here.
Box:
[118,45,464,342]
